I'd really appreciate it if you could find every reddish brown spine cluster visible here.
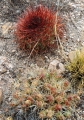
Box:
[15,5,64,54]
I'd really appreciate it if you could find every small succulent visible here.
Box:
[15,5,64,54]
[10,70,80,120]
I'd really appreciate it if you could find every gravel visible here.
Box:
[0,0,84,120]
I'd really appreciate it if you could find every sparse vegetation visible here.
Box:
[10,70,80,120]
[66,49,84,90]
[0,0,84,120]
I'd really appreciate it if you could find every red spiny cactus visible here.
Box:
[15,5,64,54]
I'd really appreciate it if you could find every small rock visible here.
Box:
[45,56,49,62]
[1,22,13,35]
[36,57,45,67]
[82,42,84,46]
[8,97,12,102]
[82,104,84,109]
[11,50,16,54]
[27,70,37,79]
[0,88,3,104]
[0,56,7,65]
[0,41,6,47]
[48,59,65,75]
[6,116,13,120]
[5,63,13,70]
[0,66,7,74]
[16,10,20,14]
[68,50,77,61]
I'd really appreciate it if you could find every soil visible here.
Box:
[0,0,84,120]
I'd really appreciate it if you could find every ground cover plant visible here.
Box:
[66,49,84,90]
[9,70,80,120]
[15,5,64,55]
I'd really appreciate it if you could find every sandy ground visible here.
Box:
[0,0,84,119]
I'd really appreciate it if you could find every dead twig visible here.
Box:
[28,40,40,58]
[55,0,68,62]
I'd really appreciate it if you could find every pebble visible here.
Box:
[82,105,84,109]
[68,50,77,61]
[82,42,84,46]
[1,22,13,35]
[0,66,7,74]
[0,1,84,120]
[48,59,65,75]
[0,56,7,65]
[11,50,16,53]
[8,97,12,102]
[5,63,13,70]
[16,10,20,14]
[45,56,49,62]
[0,56,13,72]
[6,116,13,120]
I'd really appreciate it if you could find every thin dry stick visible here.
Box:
[55,0,68,62]
[28,40,40,58]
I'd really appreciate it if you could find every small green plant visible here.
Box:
[10,70,80,120]
[66,49,84,90]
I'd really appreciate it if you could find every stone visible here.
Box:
[0,88,3,104]
[5,63,13,70]
[36,57,45,67]
[11,50,16,53]
[45,56,49,62]
[0,56,7,65]
[69,48,84,61]
[6,116,13,120]
[0,66,7,74]
[1,22,13,35]
[48,59,65,75]
[0,56,11,71]
[68,50,77,61]
[0,41,6,47]
[0,56,13,71]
